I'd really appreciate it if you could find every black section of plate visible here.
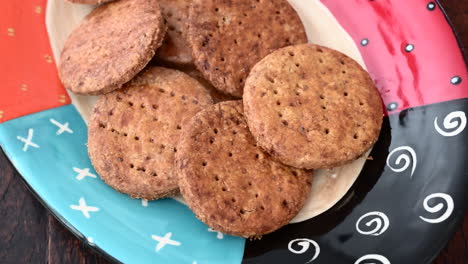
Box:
[242,99,468,264]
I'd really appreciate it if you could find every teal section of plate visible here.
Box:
[0,105,245,264]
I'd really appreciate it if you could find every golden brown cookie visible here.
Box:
[59,0,166,95]
[66,0,114,4]
[176,101,313,238]
[156,0,193,65]
[187,0,307,97]
[88,67,213,200]
[243,44,383,169]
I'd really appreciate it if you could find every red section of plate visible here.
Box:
[0,0,70,123]
[321,0,468,114]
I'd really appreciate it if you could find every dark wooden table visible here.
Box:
[1,0,467,263]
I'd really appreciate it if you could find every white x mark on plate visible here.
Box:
[73,167,97,180]
[151,232,181,252]
[17,128,39,151]
[50,118,73,135]
[70,197,99,218]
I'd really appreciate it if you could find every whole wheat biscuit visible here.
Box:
[88,67,213,200]
[156,0,193,65]
[66,0,114,4]
[243,44,383,169]
[187,0,307,97]
[59,0,166,95]
[176,101,313,238]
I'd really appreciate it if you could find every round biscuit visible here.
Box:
[187,0,307,97]
[66,0,114,4]
[176,101,313,238]
[243,44,383,169]
[88,67,213,200]
[59,0,166,95]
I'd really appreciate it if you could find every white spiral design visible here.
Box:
[434,111,466,137]
[355,254,391,264]
[419,193,454,224]
[386,146,417,177]
[355,211,390,236]
[288,238,320,263]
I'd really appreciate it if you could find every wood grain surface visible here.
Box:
[0,0,466,263]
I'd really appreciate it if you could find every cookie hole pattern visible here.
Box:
[273,90,278,94]
[108,110,113,116]
[213,128,218,134]
[149,138,154,143]
[128,102,134,107]
[99,123,106,128]
[321,105,326,110]
[344,92,348,96]
[317,48,323,53]
[320,95,325,99]
[291,171,298,177]
[353,134,358,139]
[340,60,345,65]
[202,161,207,166]
[152,104,158,110]
[170,91,176,97]
[140,104,145,109]
[214,175,220,181]
[176,125,182,130]
[240,209,245,214]
[228,152,233,157]
[319,58,323,63]
[151,172,157,177]
[232,198,236,203]
[248,182,252,186]
[222,187,227,192]
[282,200,288,207]
[295,63,300,67]
[276,101,281,106]
[130,164,134,168]
[278,113,283,118]
[255,194,259,198]
[173,148,177,153]
[288,51,294,56]
[342,70,347,74]
[255,154,260,159]
[282,120,288,126]
[260,205,265,210]
[134,136,139,141]
[265,75,275,84]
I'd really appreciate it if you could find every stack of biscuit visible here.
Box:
[60,0,383,238]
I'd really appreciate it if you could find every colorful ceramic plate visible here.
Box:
[1,0,467,263]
